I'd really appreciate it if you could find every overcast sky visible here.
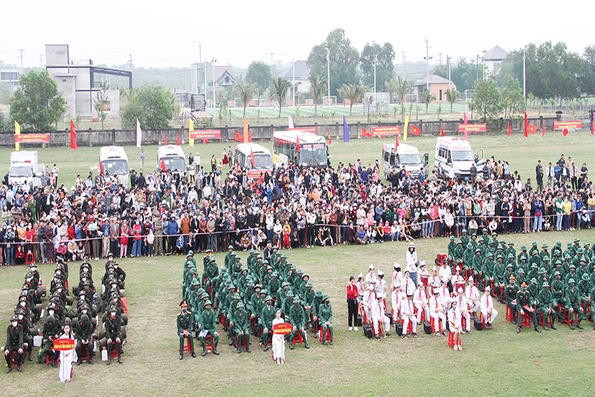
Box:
[1,0,593,70]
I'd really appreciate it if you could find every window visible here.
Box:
[1,72,19,81]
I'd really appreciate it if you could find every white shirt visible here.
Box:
[439,265,452,284]
[375,279,388,299]
[365,271,378,286]
[400,299,414,317]
[480,293,494,312]
[413,289,428,307]
[465,285,480,302]
[429,295,445,314]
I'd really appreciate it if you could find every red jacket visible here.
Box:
[346,283,359,300]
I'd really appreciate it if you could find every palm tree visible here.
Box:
[338,83,365,116]
[395,76,411,105]
[308,74,327,117]
[420,90,436,114]
[235,81,257,118]
[444,88,460,113]
[271,77,291,118]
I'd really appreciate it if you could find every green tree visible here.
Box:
[271,77,291,118]
[472,79,502,122]
[501,76,525,118]
[308,74,327,117]
[337,83,365,116]
[121,85,174,130]
[579,45,595,95]
[245,61,272,104]
[94,81,109,129]
[234,81,257,118]
[434,57,482,93]
[0,82,11,105]
[444,88,460,113]
[307,28,360,98]
[360,41,395,92]
[394,76,411,104]
[10,70,66,131]
[420,90,436,114]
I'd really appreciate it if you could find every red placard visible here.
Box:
[14,133,51,143]
[190,129,221,139]
[553,121,582,130]
[372,126,401,136]
[289,127,317,134]
[53,338,75,351]
[457,124,486,133]
[273,322,292,335]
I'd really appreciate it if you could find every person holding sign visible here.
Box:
[272,309,286,364]
[58,324,77,383]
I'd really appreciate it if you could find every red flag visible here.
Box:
[69,120,78,150]
[203,138,208,145]
[394,133,399,151]
[177,134,181,146]
[440,126,445,137]
[243,117,252,143]
[542,124,546,137]
[410,125,421,136]
[160,157,166,171]
[362,128,373,138]
[235,131,244,142]
[523,110,528,138]
[164,133,167,145]
[250,148,255,168]
[327,128,332,145]
[528,124,537,134]
[463,112,468,124]
[99,161,103,175]
[563,128,569,137]
[507,122,511,137]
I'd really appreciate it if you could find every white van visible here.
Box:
[381,143,429,179]
[157,145,186,173]
[434,137,484,179]
[234,143,273,179]
[99,146,129,187]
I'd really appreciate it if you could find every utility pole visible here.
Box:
[373,56,377,93]
[212,59,217,112]
[39,54,44,71]
[199,44,202,94]
[18,49,24,73]
[447,55,451,91]
[292,60,296,107]
[402,52,406,78]
[437,52,442,65]
[326,47,330,107]
[128,54,134,71]
[424,39,432,91]
[523,50,526,99]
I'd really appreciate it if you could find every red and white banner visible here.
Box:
[190,129,221,139]
[14,133,50,143]
[553,121,582,130]
[289,127,318,134]
[372,126,401,136]
[457,123,486,133]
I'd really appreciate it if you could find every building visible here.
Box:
[483,45,508,77]
[190,62,237,104]
[414,74,456,103]
[279,60,310,95]
[45,44,131,120]
[0,69,21,93]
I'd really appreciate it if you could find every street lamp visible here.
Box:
[373,56,377,93]
[292,60,296,107]
[326,47,330,107]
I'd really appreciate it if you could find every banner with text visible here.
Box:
[14,133,51,143]
[289,127,318,134]
[190,130,221,139]
[372,126,402,136]
[458,123,487,133]
[553,121,582,130]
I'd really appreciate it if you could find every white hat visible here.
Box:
[419,261,426,267]
[394,262,400,269]
[457,287,463,293]
[394,281,401,288]
[357,273,363,279]
[377,270,384,277]
[485,286,491,291]
[369,264,375,270]
[368,285,374,290]
[408,242,415,248]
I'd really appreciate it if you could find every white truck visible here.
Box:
[9,151,44,191]
[434,137,484,179]
[381,143,429,179]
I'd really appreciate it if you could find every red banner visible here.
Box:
[273,322,293,335]
[53,338,75,351]
[372,126,401,136]
[289,127,317,134]
[190,130,221,139]
[14,133,50,143]
[553,121,582,130]
[457,123,486,133]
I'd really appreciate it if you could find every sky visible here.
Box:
[1,0,594,71]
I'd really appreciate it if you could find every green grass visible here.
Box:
[1,134,595,396]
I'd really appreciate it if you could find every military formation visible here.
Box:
[178,244,333,359]
[3,253,129,374]
[445,229,595,332]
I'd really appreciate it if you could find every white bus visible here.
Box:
[157,145,186,172]
[99,146,130,187]
[234,143,273,179]
[272,130,328,168]
[381,143,429,179]
[434,137,484,179]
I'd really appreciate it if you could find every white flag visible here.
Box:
[136,119,142,148]
[288,116,294,129]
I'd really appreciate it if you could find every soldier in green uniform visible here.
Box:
[224,245,234,272]
[589,285,595,330]
[4,315,24,372]
[198,300,220,355]
[232,302,251,353]
[528,241,539,257]
[551,271,566,322]
[105,306,124,364]
[259,296,276,351]
[447,236,457,258]
[318,294,333,345]
[517,245,528,264]
[288,297,310,349]
[565,278,584,330]
[516,281,541,333]
[177,301,196,360]
[537,282,556,330]
[453,241,465,263]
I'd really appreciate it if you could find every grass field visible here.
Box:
[1,133,595,396]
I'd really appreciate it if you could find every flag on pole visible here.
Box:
[160,157,166,171]
[163,133,167,145]
[403,114,409,142]
[296,138,300,152]
[327,128,332,145]
[235,131,244,142]
[410,125,421,136]
[528,124,537,134]
[203,138,208,145]
[394,132,399,151]
[136,119,142,148]
[177,133,181,146]
[440,125,445,137]
[250,148,255,168]
[542,124,546,137]
[362,128,373,138]
[70,120,78,150]
[14,121,21,151]
[288,116,294,129]
[243,117,252,143]
[507,122,512,137]
[523,110,528,138]
[590,109,594,135]
[463,112,468,124]
[189,119,194,147]
[563,128,569,137]
[343,116,349,142]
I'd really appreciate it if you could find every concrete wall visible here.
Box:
[45,44,69,66]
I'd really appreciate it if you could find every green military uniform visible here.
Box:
[447,236,457,259]
[232,302,251,353]
[565,279,584,329]
[318,295,334,345]
[516,282,540,332]
[259,296,276,350]
[4,315,24,372]
[198,300,220,355]
[177,302,195,359]
[289,297,310,349]
[537,282,556,330]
